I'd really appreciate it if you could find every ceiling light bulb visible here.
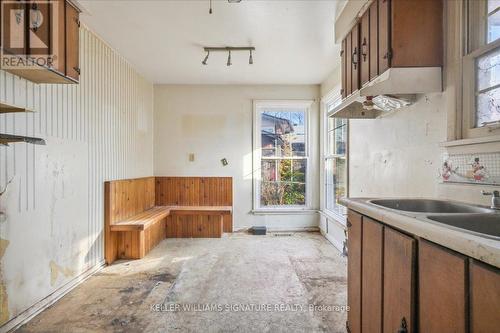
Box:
[202,51,209,65]
[249,50,253,65]
[227,51,232,66]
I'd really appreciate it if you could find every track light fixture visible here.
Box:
[202,47,255,66]
[202,51,209,65]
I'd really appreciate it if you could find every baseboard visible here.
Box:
[233,226,320,233]
[0,260,105,333]
[323,231,345,254]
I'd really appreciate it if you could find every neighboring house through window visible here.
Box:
[253,101,312,210]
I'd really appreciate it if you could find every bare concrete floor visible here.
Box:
[17,232,347,333]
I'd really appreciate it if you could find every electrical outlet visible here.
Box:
[189,153,195,162]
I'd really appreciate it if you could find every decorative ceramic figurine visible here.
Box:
[471,157,487,181]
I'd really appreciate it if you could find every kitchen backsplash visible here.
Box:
[441,152,500,186]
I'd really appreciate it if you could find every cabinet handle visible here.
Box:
[73,67,81,75]
[346,220,352,228]
[397,317,408,333]
[31,3,39,32]
[362,38,368,61]
[75,18,81,28]
[352,47,358,70]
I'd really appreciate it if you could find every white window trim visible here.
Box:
[252,100,314,212]
[321,88,348,225]
[453,0,500,142]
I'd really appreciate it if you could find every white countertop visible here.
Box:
[341,197,500,268]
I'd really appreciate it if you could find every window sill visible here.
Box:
[440,134,500,147]
[251,209,318,215]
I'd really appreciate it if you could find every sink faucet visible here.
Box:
[482,190,500,210]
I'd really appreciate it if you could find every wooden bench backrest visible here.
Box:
[105,177,156,225]
[155,177,233,232]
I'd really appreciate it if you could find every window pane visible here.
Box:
[477,48,500,91]
[334,118,347,155]
[488,9,500,43]
[488,0,500,13]
[261,159,306,206]
[477,86,500,126]
[261,110,306,157]
[325,157,347,214]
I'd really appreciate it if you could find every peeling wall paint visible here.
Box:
[0,238,9,326]
[0,26,153,327]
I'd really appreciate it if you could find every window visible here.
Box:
[463,0,500,137]
[253,101,311,210]
[324,98,347,217]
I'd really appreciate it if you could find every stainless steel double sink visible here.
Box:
[369,199,500,240]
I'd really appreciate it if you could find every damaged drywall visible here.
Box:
[0,238,10,325]
[49,261,75,287]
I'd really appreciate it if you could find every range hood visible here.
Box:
[331,67,442,119]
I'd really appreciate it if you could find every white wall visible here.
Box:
[153,85,321,231]
[0,27,153,329]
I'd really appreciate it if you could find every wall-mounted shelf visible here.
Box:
[0,134,46,146]
[0,101,34,114]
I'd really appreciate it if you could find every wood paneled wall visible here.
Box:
[104,177,156,263]
[155,177,233,232]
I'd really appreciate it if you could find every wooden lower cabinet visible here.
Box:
[470,261,500,333]
[383,227,416,333]
[361,217,383,333]
[347,209,500,333]
[419,240,467,333]
[347,210,362,333]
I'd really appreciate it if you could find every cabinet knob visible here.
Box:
[346,220,352,228]
[397,317,408,333]
[362,38,368,61]
[73,67,81,75]
[352,47,358,70]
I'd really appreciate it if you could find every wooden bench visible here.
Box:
[105,177,233,264]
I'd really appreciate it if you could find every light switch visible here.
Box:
[189,153,195,162]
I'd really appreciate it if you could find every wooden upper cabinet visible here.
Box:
[65,1,80,81]
[383,227,416,333]
[1,0,27,56]
[391,0,443,67]
[471,261,500,333]
[360,10,370,86]
[361,217,383,333]
[341,39,346,99]
[346,33,352,97]
[1,0,80,84]
[350,24,360,93]
[346,210,362,333]
[419,240,467,333]
[369,0,378,80]
[378,0,390,74]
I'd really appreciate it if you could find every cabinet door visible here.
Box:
[361,217,383,333]
[346,32,352,96]
[369,0,378,80]
[27,1,51,58]
[351,24,360,92]
[419,240,467,333]
[65,1,80,81]
[360,10,370,86]
[471,261,500,333]
[2,0,27,56]
[50,0,65,74]
[347,210,362,333]
[341,38,346,99]
[383,227,415,333]
[378,0,390,75]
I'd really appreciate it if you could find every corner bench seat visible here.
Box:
[110,206,233,232]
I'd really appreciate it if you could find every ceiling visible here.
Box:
[78,0,341,85]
